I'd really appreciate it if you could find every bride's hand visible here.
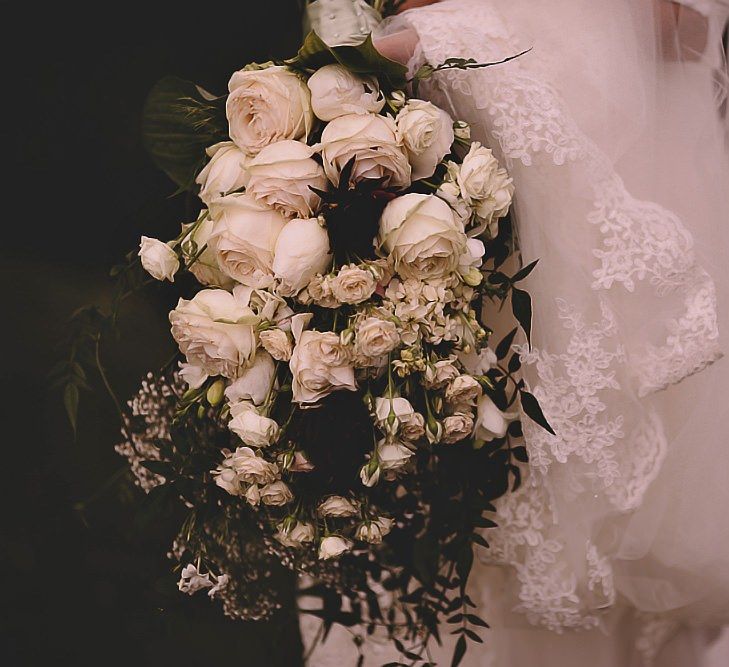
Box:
[373,1,441,64]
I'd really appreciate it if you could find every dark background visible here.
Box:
[2,2,306,664]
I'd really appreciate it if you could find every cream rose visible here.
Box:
[355,517,393,544]
[259,328,293,362]
[354,317,400,361]
[442,412,475,444]
[317,113,411,188]
[377,194,466,280]
[272,217,332,296]
[318,496,359,517]
[318,535,352,560]
[225,350,275,406]
[289,316,356,404]
[422,358,460,389]
[228,404,280,448]
[458,347,497,375]
[226,66,313,155]
[307,64,385,121]
[169,289,258,379]
[213,467,241,496]
[330,265,377,304]
[400,412,425,442]
[260,480,293,506]
[374,396,415,435]
[376,440,414,473]
[445,375,482,406]
[196,142,250,204]
[182,217,235,289]
[139,237,179,282]
[303,274,339,308]
[474,395,519,441]
[246,140,326,218]
[456,142,514,223]
[226,446,279,485]
[396,99,454,180]
[209,193,287,288]
[275,521,315,547]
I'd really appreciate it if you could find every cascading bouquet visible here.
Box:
[65,23,551,667]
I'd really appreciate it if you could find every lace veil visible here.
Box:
[376,0,729,638]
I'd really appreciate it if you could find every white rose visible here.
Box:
[330,265,377,304]
[226,446,279,484]
[289,314,356,403]
[209,193,287,288]
[456,142,514,222]
[226,66,313,155]
[244,483,261,507]
[246,140,327,218]
[260,480,293,506]
[458,347,497,375]
[317,113,411,188]
[400,412,425,442]
[376,439,414,473]
[169,289,258,379]
[354,317,400,361]
[307,64,385,121]
[228,403,280,448]
[213,467,241,496]
[474,395,519,441]
[196,142,250,204]
[303,274,339,308]
[318,496,359,517]
[182,217,235,289]
[178,564,212,594]
[396,99,454,180]
[445,375,482,406]
[259,329,293,362]
[273,217,332,296]
[422,358,460,389]
[442,412,475,444]
[275,521,315,547]
[225,350,275,406]
[318,535,352,560]
[375,396,414,434]
[139,237,179,282]
[355,517,393,544]
[377,194,466,281]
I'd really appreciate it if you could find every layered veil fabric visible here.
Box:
[302,1,729,664]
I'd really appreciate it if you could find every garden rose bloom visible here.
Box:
[169,289,258,379]
[225,350,275,406]
[376,440,413,473]
[317,113,411,188]
[396,99,454,180]
[273,218,332,296]
[259,480,293,506]
[445,375,482,406]
[228,403,280,448]
[355,517,393,544]
[226,66,313,155]
[181,217,235,289]
[318,496,359,517]
[474,395,519,441]
[246,140,326,218]
[226,446,279,485]
[377,194,466,280]
[307,64,385,121]
[209,193,287,288]
[259,328,293,362]
[442,412,475,444]
[318,535,352,560]
[354,317,400,361]
[139,237,179,282]
[330,265,377,304]
[456,142,514,223]
[275,521,315,547]
[196,141,250,204]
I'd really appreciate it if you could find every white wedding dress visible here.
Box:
[300,1,729,665]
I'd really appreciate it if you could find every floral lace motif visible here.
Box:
[406,0,721,649]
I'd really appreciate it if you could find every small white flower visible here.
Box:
[228,403,280,448]
[178,564,213,594]
[445,375,482,406]
[376,440,413,474]
[355,317,400,363]
[396,99,454,180]
[330,265,377,305]
[474,395,519,441]
[208,573,230,598]
[442,412,475,444]
[226,446,279,485]
[259,328,293,362]
[275,521,315,548]
[355,517,393,544]
[139,237,179,282]
[318,535,352,560]
[359,460,381,487]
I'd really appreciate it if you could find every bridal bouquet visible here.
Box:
[64,27,549,667]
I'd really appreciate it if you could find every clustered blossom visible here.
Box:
[137,58,517,570]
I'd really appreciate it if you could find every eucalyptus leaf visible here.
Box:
[142,76,227,191]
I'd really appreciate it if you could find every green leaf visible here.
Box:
[511,259,539,283]
[519,390,556,435]
[495,328,517,360]
[142,76,227,191]
[511,287,532,347]
[63,383,79,436]
[451,635,467,667]
[295,32,408,89]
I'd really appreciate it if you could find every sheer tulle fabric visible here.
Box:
[302,1,729,664]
